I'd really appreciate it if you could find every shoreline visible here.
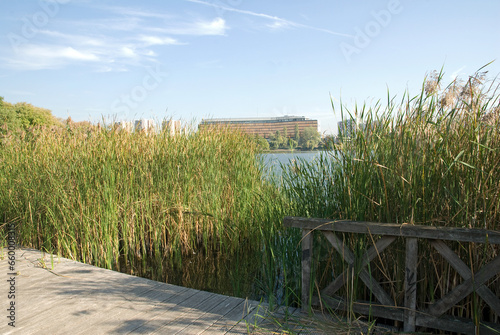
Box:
[261,149,326,154]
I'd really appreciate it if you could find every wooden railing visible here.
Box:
[284,216,500,334]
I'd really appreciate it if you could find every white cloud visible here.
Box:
[96,6,226,36]
[1,41,103,70]
[143,50,157,57]
[120,46,137,58]
[4,47,98,71]
[186,0,352,37]
[450,66,466,81]
[196,17,227,35]
[139,35,181,46]
[2,5,228,72]
[266,21,293,30]
[39,30,106,47]
[60,47,100,61]
[98,5,174,20]
[156,18,227,36]
[21,44,98,62]
[84,17,142,32]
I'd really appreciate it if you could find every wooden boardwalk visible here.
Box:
[0,247,301,334]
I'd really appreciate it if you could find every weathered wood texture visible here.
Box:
[284,216,500,244]
[301,229,313,314]
[0,247,281,335]
[284,216,500,334]
[403,238,418,332]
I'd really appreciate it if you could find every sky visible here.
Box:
[1,0,499,134]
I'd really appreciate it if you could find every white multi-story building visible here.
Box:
[114,121,134,132]
[338,118,366,138]
[199,115,318,139]
[162,120,181,136]
[134,119,156,134]
[338,119,355,138]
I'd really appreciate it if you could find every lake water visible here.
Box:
[260,151,323,175]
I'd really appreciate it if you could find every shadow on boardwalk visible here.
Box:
[0,247,401,334]
[0,248,267,334]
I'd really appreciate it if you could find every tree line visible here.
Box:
[253,124,323,151]
[0,96,326,151]
[0,96,62,134]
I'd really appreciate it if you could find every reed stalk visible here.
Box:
[0,123,286,298]
[281,67,500,326]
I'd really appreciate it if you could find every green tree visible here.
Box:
[269,130,284,149]
[0,99,61,134]
[322,135,337,150]
[300,127,321,150]
[281,127,288,149]
[0,99,20,134]
[294,124,300,143]
[253,134,270,151]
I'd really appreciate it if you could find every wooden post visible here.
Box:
[404,237,418,332]
[284,216,500,333]
[302,229,313,313]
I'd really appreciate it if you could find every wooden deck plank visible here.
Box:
[245,306,302,334]
[149,293,233,334]
[116,290,215,334]
[1,248,277,335]
[15,272,172,334]
[16,265,170,323]
[200,300,261,334]
[222,301,263,335]
[175,296,242,334]
[44,283,190,334]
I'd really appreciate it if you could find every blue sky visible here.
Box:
[1,0,499,134]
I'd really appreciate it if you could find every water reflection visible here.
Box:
[259,151,323,177]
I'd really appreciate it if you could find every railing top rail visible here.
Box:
[284,216,500,245]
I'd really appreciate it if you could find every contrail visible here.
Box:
[185,0,354,38]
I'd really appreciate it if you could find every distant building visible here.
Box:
[338,118,365,138]
[114,121,133,132]
[113,119,181,135]
[162,120,181,136]
[198,115,318,139]
[134,119,155,134]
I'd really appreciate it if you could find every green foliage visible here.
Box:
[294,124,300,143]
[269,130,284,149]
[282,67,500,321]
[287,138,298,151]
[299,126,321,150]
[13,102,59,128]
[0,124,289,299]
[253,134,270,151]
[322,135,336,150]
[0,104,21,134]
[0,98,61,134]
[268,125,321,151]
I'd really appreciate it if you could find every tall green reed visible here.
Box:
[281,67,500,323]
[0,123,285,298]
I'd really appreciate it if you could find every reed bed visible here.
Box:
[1,68,499,332]
[0,123,288,297]
[281,68,500,327]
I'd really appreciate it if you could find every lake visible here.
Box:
[260,151,323,175]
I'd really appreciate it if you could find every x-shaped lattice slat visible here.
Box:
[427,240,500,317]
[320,231,397,307]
